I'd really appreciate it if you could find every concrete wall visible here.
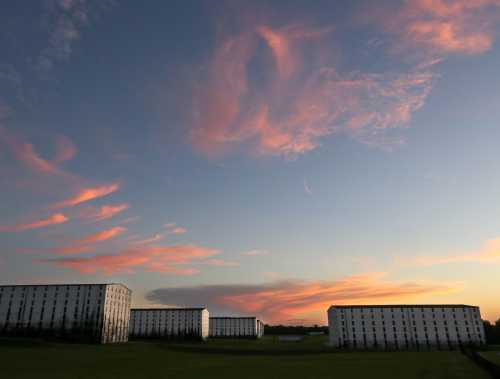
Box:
[209,317,264,338]
[0,283,131,343]
[129,308,209,340]
[328,304,486,350]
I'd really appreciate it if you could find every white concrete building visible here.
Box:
[328,304,486,350]
[0,283,131,343]
[129,308,209,340]
[209,317,265,338]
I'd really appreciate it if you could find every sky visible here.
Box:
[1,0,500,325]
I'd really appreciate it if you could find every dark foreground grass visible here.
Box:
[478,350,500,365]
[0,337,491,379]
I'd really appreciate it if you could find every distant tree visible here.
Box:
[263,324,328,335]
[483,319,500,344]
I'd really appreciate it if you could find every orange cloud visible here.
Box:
[41,244,219,275]
[78,203,129,222]
[373,0,500,56]
[190,23,434,157]
[52,182,120,208]
[406,237,500,266]
[43,226,127,255]
[145,273,459,324]
[0,213,68,232]
[76,226,126,245]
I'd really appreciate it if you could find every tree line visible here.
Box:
[483,320,500,344]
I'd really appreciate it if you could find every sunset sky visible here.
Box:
[1,0,500,325]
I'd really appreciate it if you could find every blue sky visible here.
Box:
[1,0,500,324]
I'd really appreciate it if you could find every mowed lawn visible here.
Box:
[479,350,500,365]
[0,337,491,379]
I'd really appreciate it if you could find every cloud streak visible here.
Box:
[164,223,187,235]
[51,182,120,208]
[40,244,219,275]
[75,226,126,245]
[131,233,165,246]
[0,213,68,232]
[241,249,269,257]
[78,203,129,222]
[405,237,500,266]
[146,273,459,324]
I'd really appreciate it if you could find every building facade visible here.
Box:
[209,317,265,338]
[328,305,486,350]
[129,308,209,340]
[0,283,131,343]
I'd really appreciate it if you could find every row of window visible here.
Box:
[337,307,479,316]
[341,319,478,327]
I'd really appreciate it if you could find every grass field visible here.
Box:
[0,336,492,379]
[478,350,500,365]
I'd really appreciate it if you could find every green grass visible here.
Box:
[478,350,500,365]
[0,337,491,379]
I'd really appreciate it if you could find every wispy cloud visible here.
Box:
[0,213,68,232]
[40,244,219,275]
[119,216,141,225]
[369,0,500,57]
[131,233,165,246]
[0,128,77,176]
[404,237,500,267]
[164,223,187,234]
[203,259,239,267]
[53,135,77,164]
[75,226,126,245]
[37,0,115,71]
[241,249,269,257]
[78,203,129,222]
[190,21,434,158]
[303,178,312,195]
[51,182,120,208]
[146,273,460,324]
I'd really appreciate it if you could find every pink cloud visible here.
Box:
[75,226,126,245]
[40,244,219,275]
[131,233,165,246]
[0,213,68,232]
[0,129,77,176]
[241,249,269,256]
[78,203,129,222]
[53,135,77,164]
[40,226,127,256]
[146,273,460,324]
[371,0,500,56]
[51,182,120,208]
[164,223,187,234]
[190,23,434,157]
[171,227,187,234]
[203,259,239,267]
[119,216,141,225]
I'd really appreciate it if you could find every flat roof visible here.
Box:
[0,283,131,291]
[210,316,257,320]
[131,307,206,311]
[328,304,479,310]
